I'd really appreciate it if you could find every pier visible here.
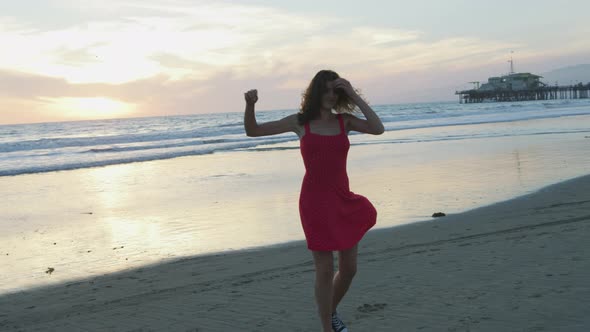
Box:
[456,83,590,103]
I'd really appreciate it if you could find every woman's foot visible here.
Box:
[331,311,348,332]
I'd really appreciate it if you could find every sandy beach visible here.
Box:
[2,1,590,330]
[1,171,589,331]
[2,114,590,298]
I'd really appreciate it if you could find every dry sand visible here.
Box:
[1,174,589,331]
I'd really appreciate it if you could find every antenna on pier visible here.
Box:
[508,50,515,75]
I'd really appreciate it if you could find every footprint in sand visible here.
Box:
[357,303,387,313]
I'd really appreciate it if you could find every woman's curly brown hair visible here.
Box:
[297,69,365,125]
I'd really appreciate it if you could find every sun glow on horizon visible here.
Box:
[43,97,136,120]
[1,1,589,124]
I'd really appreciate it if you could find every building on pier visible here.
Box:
[478,73,545,92]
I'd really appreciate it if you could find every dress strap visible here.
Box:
[304,121,310,134]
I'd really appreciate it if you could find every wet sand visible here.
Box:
[2,120,589,296]
[1,173,589,331]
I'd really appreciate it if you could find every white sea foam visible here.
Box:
[1,99,589,176]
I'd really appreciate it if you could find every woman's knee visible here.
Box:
[339,264,357,279]
[312,250,334,279]
[338,245,358,278]
[315,271,333,285]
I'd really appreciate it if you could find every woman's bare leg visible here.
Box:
[312,249,334,332]
[332,244,358,313]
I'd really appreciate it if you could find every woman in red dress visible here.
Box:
[244,69,384,332]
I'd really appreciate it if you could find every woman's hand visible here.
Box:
[333,78,357,97]
[244,89,258,105]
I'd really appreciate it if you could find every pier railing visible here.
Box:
[455,83,590,103]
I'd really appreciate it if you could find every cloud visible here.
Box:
[1,1,589,124]
[0,1,516,83]
[53,42,109,66]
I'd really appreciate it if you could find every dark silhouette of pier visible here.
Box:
[456,83,590,103]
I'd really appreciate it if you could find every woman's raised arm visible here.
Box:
[243,89,297,137]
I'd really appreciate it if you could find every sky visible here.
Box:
[1,0,589,125]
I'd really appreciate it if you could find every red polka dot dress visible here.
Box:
[299,113,377,251]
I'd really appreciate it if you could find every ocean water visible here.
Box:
[2,99,590,177]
